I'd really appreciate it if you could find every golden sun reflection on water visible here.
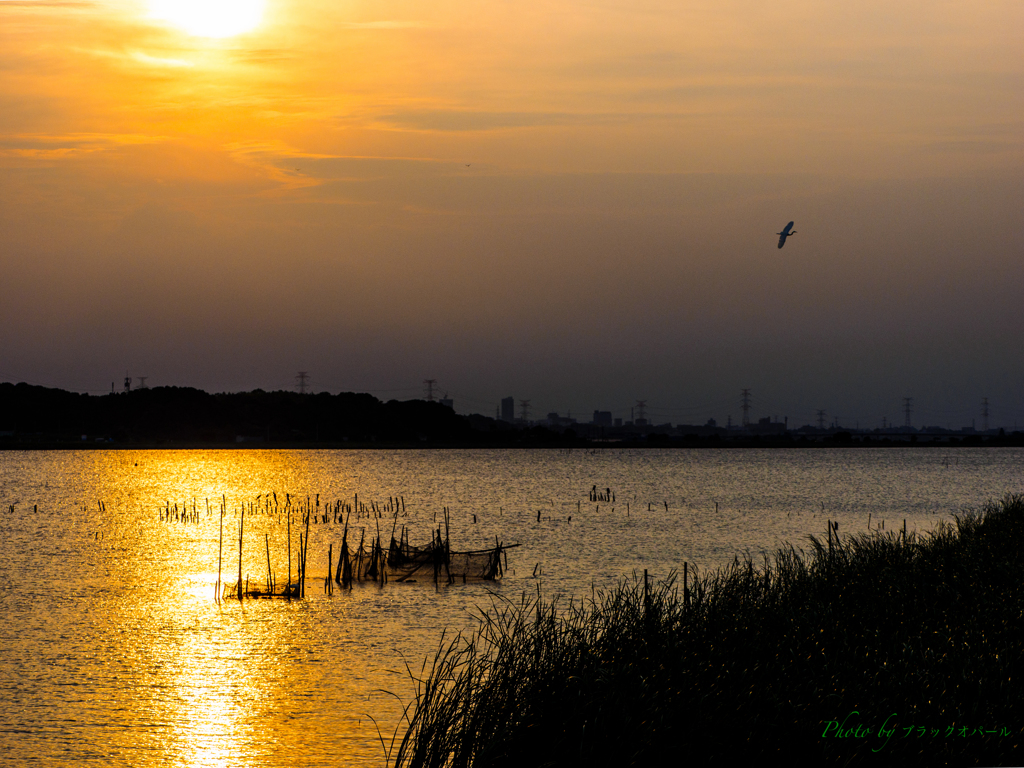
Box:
[160,627,252,768]
[109,551,392,768]
[89,449,400,767]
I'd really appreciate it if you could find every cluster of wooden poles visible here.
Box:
[206,491,407,524]
[214,494,311,603]
[160,499,208,524]
[213,496,513,602]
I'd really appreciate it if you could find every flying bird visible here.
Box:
[777,221,796,249]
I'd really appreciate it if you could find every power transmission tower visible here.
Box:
[519,399,531,423]
[741,389,751,427]
[423,379,437,401]
[903,397,912,429]
[981,397,989,432]
[816,410,826,430]
[635,400,648,423]
[296,371,309,394]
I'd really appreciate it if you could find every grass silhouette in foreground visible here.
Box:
[390,496,1024,766]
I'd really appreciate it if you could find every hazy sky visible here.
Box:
[1,0,1022,428]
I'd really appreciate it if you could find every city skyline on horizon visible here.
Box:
[1,374,1015,433]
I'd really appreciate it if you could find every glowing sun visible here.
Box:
[148,0,266,38]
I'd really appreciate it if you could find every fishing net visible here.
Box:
[337,534,508,585]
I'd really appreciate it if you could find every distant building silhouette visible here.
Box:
[592,410,613,426]
[501,397,515,423]
[749,416,787,435]
[546,412,577,428]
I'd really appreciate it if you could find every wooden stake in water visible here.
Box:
[216,499,224,603]
[298,533,304,597]
[303,503,311,598]
[237,504,245,601]
[265,533,272,595]
[325,543,333,595]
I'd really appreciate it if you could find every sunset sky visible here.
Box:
[1,0,1022,428]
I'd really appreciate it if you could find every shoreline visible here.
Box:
[2,436,1023,450]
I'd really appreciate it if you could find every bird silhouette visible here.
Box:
[777,221,796,249]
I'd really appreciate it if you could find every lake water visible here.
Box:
[1,447,1021,767]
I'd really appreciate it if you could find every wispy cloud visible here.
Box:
[224,141,336,191]
[130,51,194,68]
[223,141,456,194]
[0,132,170,159]
[376,109,640,132]
[336,21,423,29]
[0,1,93,6]
[229,48,293,64]
[69,46,195,68]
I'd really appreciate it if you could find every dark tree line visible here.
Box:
[0,382,490,444]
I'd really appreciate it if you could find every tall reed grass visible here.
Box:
[391,495,1024,766]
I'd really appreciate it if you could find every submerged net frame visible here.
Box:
[335,505,517,587]
[335,528,513,586]
[222,533,511,598]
